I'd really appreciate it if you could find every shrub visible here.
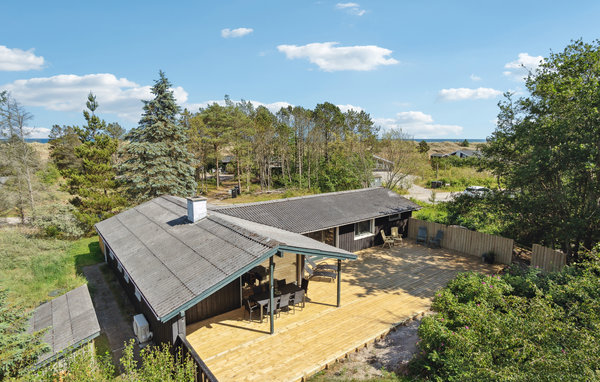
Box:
[410,250,600,381]
[32,204,85,239]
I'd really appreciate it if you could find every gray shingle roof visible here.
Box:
[29,285,100,366]
[95,195,354,322]
[212,187,420,233]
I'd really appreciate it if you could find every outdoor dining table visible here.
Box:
[250,282,303,323]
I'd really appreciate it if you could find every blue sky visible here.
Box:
[1,1,599,139]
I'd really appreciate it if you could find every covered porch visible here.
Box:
[186,241,502,382]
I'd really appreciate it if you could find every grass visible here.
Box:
[99,263,136,319]
[94,332,111,359]
[411,199,449,224]
[418,165,496,192]
[0,226,103,308]
[309,368,415,382]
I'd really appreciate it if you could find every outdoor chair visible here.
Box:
[315,263,337,272]
[288,291,297,313]
[390,226,403,246]
[252,285,264,295]
[380,230,395,248]
[311,269,336,282]
[276,293,291,316]
[277,279,287,290]
[429,230,444,248]
[243,299,259,322]
[301,278,309,297]
[294,289,306,309]
[416,226,428,245]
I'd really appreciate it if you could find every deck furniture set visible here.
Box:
[244,279,307,322]
[380,226,404,248]
[416,226,444,248]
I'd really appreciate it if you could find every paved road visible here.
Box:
[406,183,455,203]
[83,264,139,369]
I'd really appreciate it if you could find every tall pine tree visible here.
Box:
[65,92,125,232]
[119,71,196,201]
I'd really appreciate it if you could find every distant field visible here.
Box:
[0,226,103,308]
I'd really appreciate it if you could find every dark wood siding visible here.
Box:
[185,278,241,324]
[105,251,177,344]
[336,212,413,252]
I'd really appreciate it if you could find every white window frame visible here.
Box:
[354,219,375,240]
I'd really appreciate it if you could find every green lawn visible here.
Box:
[0,226,103,308]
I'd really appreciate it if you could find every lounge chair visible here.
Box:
[315,263,337,272]
[416,226,428,245]
[311,269,336,281]
[429,230,444,248]
[390,226,403,245]
[380,230,394,248]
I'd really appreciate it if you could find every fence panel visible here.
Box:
[531,244,566,272]
[407,218,513,264]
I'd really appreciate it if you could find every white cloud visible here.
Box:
[470,74,481,81]
[1,73,188,122]
[335,2,366,16]
[336,104,363,113]
[503,53,544,81]
[0,45,45,71]
[24,126,51,139]
[374,111,463,138]
[277,42,398,71]
[438,87,502,101]
[221,27,254,38]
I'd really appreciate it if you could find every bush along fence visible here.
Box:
[531,244,566,272]
[407,218,514,265]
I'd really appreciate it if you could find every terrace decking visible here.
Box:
[186,241,502,382]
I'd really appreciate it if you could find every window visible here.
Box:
[134,287,141,302]
[108,248,114,260]
[354,219,374,239]
[117,263,123,273]
[124,273,129,283]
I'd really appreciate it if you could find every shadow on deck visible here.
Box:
[186,241,501,382]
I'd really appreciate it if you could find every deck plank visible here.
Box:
[186,241,501,382]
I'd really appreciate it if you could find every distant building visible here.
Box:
[430,150,481,159]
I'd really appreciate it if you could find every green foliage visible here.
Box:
[417,140,430,154]
[412,199,449,224]
[36,164,60,185]
[119,71,197,201]
[25,340,195,381]
[32,204,85,239]
[411,250,600,381]
[0,290,49,379]
[61,93,125,233]
[484,39,600,253]
[48,125,82,172]
[105,122,125,140]
[459,139,469,147]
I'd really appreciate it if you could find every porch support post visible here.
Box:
[296,254,302,285]
[337,259,342,307]
[269,255,275,334]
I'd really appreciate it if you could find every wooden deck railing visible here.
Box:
[407,218,513,264]
[175,334,218,382]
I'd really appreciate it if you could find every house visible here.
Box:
[445,149,481,158]
[94,188,419,346]
[27,285,100,368]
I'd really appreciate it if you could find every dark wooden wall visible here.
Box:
[337,212,412,252]
[185,278,241,324]
[105,247,180,345]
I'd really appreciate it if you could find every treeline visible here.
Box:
[39,71,397,233]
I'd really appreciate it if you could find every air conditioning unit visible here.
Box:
[133,314,153,343]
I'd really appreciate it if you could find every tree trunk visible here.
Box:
[214,143,220,188]
[236,156,241,190]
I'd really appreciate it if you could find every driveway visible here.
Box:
[407,183,455,203]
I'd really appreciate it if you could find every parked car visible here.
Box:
[462,186,490,197]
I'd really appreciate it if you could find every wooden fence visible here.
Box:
[175,334,218,382]
[531,244,566,272]
[407,218,513,264]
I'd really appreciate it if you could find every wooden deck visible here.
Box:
[186,241,502,382]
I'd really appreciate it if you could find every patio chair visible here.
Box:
[311,269,336,282]
[301,278,309,297]
[277,279,287,290]
[243,299,259,322]
[390,226,403,245]
[380,230,394,248]
[315,263,337,272]
[276,293,291,316]
[416,226,428,245]
[252,285,264,295]
[294,289,306,309]
[429,230,444,248]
